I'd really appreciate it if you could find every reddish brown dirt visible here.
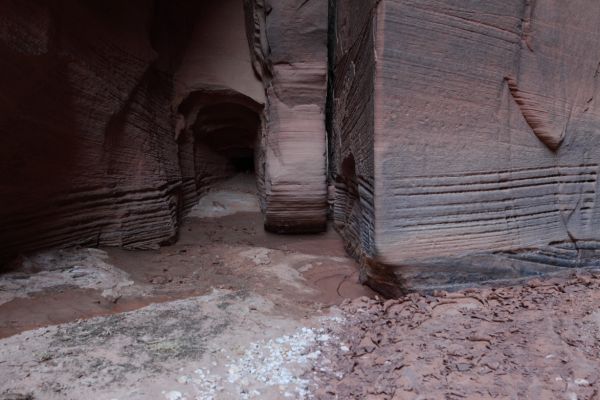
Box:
[0,210,372,339]
[312,272,600,400]
[108,211,371,316]
[0,289,172,339]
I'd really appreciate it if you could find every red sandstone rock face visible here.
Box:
[245,0,329,233]
[330,0,378,268]
[333,0,600,295]
[5,0,599,296]
[0,1,184,262]
[0,1,267,263]
[0,0,330,264]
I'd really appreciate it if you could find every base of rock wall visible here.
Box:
[363,241,600,297]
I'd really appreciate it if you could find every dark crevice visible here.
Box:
[326,0,337,184]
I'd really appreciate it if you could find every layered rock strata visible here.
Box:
[0,1,183,262]
[0,0,332,264]
[245,0,329,233]
[0,1,267,263]
[332,0,600,295]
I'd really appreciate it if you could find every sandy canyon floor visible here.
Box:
[1,175,600,399]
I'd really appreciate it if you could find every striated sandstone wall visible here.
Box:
[0,0,331,265]
[0,0,184,261]
[245,0,329,233]
[6,0,599,295]
[330,1,378,273]
[333,0,600,295]
[0,0,267,263]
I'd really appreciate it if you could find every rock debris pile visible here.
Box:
[311,272,600,399]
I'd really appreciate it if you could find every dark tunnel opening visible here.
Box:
[231,155,255,173]
[178,90,263,193]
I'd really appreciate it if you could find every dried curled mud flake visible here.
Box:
[313,274,600,399]
[355,334,377,355]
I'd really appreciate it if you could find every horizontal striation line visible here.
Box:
[389,178,596,197]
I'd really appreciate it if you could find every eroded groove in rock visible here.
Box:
[331,0,379,267]
[521,0,535,51]
[380,164,598,254]
[505,76,565,151]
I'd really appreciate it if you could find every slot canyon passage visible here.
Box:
[2,0,600,399]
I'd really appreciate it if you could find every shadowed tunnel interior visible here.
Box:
[177,90,263,191]
[194,102,259,173]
